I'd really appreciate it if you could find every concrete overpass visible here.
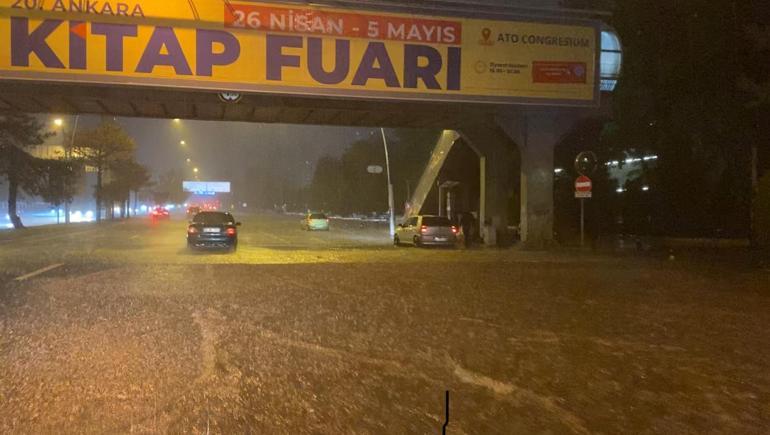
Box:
[0,0,620,247]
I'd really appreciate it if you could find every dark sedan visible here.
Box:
[187,211,241,251]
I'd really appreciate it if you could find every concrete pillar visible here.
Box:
[519,130,555,248]
[484,145,513,241]
[497,110,574,249]
[459,127,515,246]
[479,155,487,231]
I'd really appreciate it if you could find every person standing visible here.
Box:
[461,212,476,248]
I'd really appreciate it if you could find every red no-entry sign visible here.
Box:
[575,175,592,198]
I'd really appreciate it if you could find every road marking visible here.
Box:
[14,263,65,281]
[0,227,99,246]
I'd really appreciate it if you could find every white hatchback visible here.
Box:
[394,215,458,247]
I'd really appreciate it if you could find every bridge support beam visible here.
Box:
[497,110,576,249]
[408,109,584,249]
[480,148,516,246]
[459,127,516,246]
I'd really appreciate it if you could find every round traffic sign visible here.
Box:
[574,151,598,176]
[575,175,592,192]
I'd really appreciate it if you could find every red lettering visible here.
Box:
[224,4,462,45]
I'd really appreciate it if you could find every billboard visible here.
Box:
[183,181,231,195]
[0,1,598,105]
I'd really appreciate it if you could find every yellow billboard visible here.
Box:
[0,1,599,105]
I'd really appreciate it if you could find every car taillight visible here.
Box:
[187,226,198,234]
[420,225,428,233]
[226,227,237,236]
[451,226,458,234]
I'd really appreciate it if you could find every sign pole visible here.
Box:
[580,198,585,248]
[574,152,597,249]
[574,173,592,248]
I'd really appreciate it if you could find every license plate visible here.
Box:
[435,237,448,242]
[203,227,221,233]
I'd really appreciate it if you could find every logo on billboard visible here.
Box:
[479,28,494,46]
[218,92,242,103]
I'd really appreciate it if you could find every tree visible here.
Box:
[32,158,82,224]
[388,129,442,211]
[740,23,770,244]
[107,159,152,219]
[755,173,770,247]
[307,129,440,215]
[152,170,188,206]
[100,180,127,220]
[123,161,152,218]
[0,112,50,229]
[71,120,135,222]
[740,24,770,109]
[310,156,345,212]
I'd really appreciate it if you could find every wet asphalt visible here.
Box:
[0,214,769,433]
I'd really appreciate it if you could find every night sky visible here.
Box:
[44,114,379,187]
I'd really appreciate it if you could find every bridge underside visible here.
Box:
[0,80,586,248]
[0,81,500,130]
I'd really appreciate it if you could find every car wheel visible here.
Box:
[413,235,421,247]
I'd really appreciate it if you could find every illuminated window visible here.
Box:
[601,29,622,92]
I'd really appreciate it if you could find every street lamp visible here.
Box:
[173,118,181,123]
[52,115,80,224]
[380,128,395,238]
[180,140,186,146]
[193,167,199,173]
[186,158,191,163]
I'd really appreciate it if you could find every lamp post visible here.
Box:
[380,128,395,238]
[51,118,64,224]
[55,115,80,224]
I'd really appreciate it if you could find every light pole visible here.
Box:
[380,128,395,237]
[55,116,80,224]
[52,119,64,224]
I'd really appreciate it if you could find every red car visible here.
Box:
[150,207,170,220]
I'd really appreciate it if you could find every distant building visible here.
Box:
[28,144,66,160]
